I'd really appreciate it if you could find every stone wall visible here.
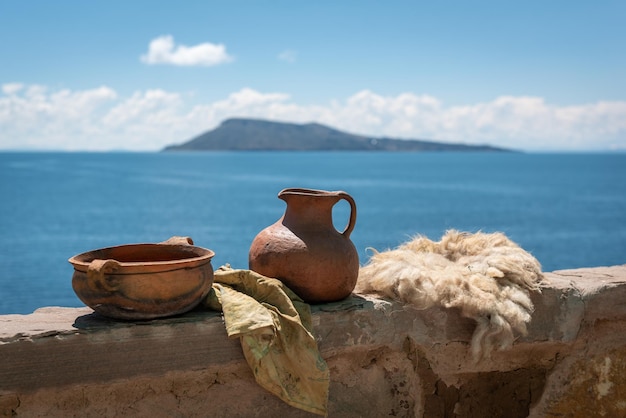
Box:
[1,265,625,417]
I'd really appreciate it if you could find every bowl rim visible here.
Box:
[68,242,215,273]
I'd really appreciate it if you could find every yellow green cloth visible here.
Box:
[204,266,329,416]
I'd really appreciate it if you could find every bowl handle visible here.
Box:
[160,236,194,245]
[88,259,121,292]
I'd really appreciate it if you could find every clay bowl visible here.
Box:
[69,237,215,320]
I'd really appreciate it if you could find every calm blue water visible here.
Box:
[1,151,625,315]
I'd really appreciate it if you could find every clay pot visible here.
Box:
[69,236,214,320]
[249,188,359,303]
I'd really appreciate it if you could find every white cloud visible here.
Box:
[278,49,297,63]
[0,85,118,149]
[140,35,233,66]
[1,84,625,151]
[2,83,24,95]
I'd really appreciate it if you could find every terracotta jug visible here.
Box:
[249,188,359,303]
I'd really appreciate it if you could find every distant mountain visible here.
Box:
[163,118,511,152]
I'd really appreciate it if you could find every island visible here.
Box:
[163,118,511,152]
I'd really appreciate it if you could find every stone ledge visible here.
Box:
[1,265,626,417]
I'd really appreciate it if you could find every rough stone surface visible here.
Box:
[1,265,625,417]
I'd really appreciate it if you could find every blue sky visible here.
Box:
[1,0,625,151]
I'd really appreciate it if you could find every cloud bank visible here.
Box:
[1,84,625,151]
[140,35,232,66]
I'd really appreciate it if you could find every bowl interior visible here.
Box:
[70,243,214,267]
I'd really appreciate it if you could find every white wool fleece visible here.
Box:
[355,230,544,361]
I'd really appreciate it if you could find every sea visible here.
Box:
[1,151,625,315]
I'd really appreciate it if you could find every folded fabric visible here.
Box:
[204,266,329,416]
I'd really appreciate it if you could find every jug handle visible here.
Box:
[88,259,121,292]
[337,192,357,238]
